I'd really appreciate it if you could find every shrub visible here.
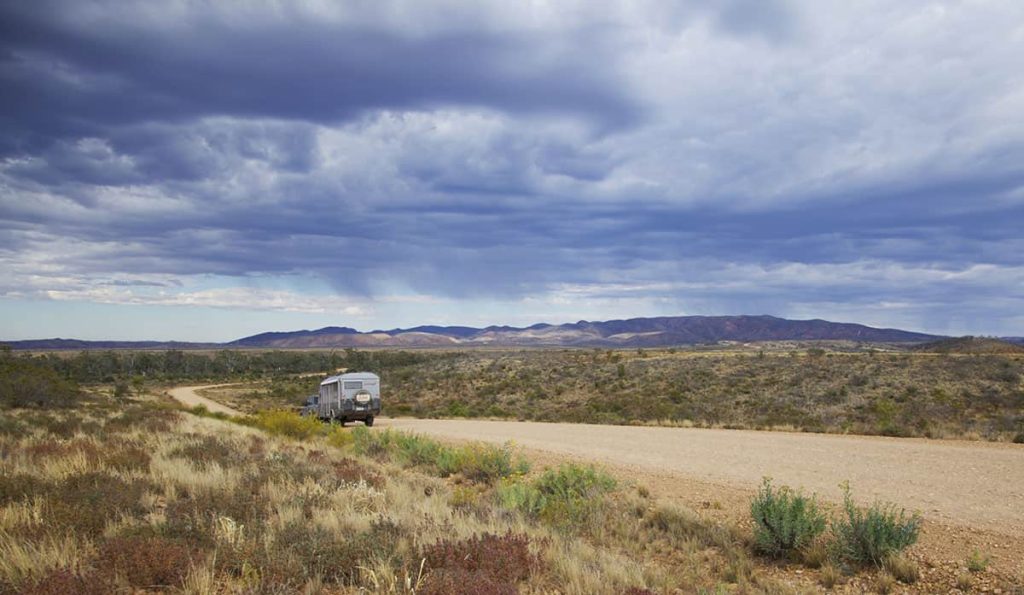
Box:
[498,463,615,528]
[966,549,989,572]
[242,410,325,440]
[352,428,524,484]
[45,472,150,537]
[436,442,528,483]
[0,473,49,506]
[832,484,921,565]
[97,536,194,589]
[421,532,537,595]
[20,569,108,595]
[326,426,354,448]
[0,357,80,409]
[332,457,385,488]
[749,478,826,559]
[1012,431,1024,444]
[169,435,236,469]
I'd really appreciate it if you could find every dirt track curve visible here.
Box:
[382,418,1024,536]
[168,384,242,417]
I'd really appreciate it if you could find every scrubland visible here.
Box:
[381,349,1024,441]
[13,344,1023,441]
[0,393,790,594]
[1,378,1021,592]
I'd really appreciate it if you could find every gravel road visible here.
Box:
[382,418,1024,535]
[162,385,1024,536]
[168,384,242,417]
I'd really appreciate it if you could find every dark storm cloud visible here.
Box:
[0,1,639,154]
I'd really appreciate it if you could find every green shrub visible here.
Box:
[498,463,615,528]
[242,410,325,440]
[0,356,80,409]
[832,484,921,565]
[1012,431,1024,444]
[749,478,826,559]
[352,428,524,484]
[437,442,528,483]
[966,549,989,572]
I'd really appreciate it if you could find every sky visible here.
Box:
[2,0,1023,341]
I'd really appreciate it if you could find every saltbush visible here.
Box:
[832,484,921,565]
[749,478,826,558]
[499,463,615,527]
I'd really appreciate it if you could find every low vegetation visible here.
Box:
[6,344,1023,441]
[750,478,826,559]
[831,483,922,565]
[1,391,810,594]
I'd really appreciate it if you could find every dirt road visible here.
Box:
[168,385,243,417]
[382,418,1024,536]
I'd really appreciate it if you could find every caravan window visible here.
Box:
[343,381,363,390]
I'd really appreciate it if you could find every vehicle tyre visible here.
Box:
[364,416,374,427]
[339,418,346,427]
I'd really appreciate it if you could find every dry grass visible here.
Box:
[0,394,787,594]
[2,387,977,593]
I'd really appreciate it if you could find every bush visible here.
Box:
[498,463,615,528]
[0,357,80,409]
[749,478,826,559]
[21,569,108,595]
[242,410,325,440]
[352,428,525,484]
[832,484,921,565]
[421,532,537,595]
[436,442,528,483]
[966,549,989,572]
[326,426,354,448]
[44,472,151,537]
[1012,431,1024,444]
[97,536,194,589]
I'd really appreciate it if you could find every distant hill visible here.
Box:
[910,336,1024,354]
[2,314,945,351]
[0,338,217,350]
[226,315,941,348]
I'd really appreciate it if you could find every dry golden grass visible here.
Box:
[4,388,990,594]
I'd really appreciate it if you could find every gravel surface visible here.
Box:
[381,418,1024,536]
[168,384,243,416]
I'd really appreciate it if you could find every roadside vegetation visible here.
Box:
[0,389,789,593]
[3,375,1022,592]
[5,345,1023,440]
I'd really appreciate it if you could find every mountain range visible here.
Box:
[5,315,945,349]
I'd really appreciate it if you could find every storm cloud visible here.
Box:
[1,0,1023,338]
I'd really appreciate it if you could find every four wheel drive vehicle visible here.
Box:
[307,372,381,426]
